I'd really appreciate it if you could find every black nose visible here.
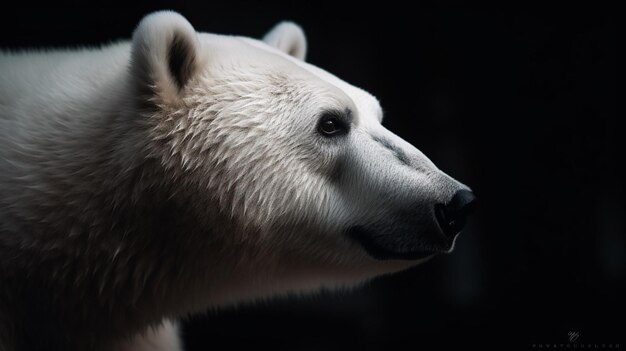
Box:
[435,190,477,238]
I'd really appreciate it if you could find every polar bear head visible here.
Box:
[129,11,476,302]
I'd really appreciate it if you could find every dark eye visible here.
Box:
[318,114,347,136]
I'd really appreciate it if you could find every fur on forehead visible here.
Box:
[146,65,353,232]
[239,36,384,125]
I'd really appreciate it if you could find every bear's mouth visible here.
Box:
[347,226,445,261]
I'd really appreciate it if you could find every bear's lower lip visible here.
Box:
[347,226,441,261]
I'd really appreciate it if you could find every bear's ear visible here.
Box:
[262,22,307,61]
[131,11,201,104]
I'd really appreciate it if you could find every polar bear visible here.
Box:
[0,11,476,351]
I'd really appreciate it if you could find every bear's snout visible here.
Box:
[435,190,477,238]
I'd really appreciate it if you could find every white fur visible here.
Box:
[0,11,468,351]
[262,21,307,60]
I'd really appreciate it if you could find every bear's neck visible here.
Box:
[0,54,223,348]
[2,128,227,350]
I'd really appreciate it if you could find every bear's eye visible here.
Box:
[318,113,348,137]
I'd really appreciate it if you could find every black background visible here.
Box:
[1,2,621,350]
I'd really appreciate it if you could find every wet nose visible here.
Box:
[435,190,477,238]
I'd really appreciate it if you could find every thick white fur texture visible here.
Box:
[0,11,466,351]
